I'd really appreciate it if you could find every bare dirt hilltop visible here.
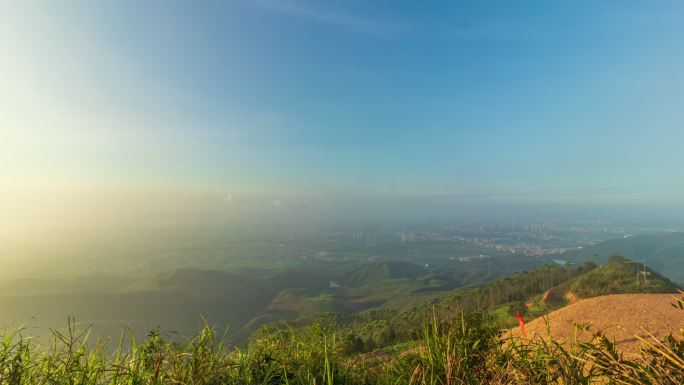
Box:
[508,293,683,355]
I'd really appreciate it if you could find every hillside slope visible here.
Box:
[558,232,684,285]
[341,261,428,284]
[568,255,679,298]
[0,268,333,343]
[509,293,683,354]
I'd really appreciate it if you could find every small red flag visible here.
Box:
[516,311,526,338]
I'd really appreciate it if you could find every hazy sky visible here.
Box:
[2,1,684,231]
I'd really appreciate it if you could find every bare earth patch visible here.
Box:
[508,293,683,354]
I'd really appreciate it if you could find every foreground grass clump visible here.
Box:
[1,293,682,385]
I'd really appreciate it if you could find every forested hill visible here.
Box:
[294,256,680,353]
[558,232,684,285]
[569,255,679,297]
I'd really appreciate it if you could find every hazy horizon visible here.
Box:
[3,1,684,239]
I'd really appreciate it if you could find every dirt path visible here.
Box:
[508,293,683,354]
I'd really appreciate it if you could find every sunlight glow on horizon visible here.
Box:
[2,0,684,235]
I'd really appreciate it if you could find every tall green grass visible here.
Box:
[1,293,682,384]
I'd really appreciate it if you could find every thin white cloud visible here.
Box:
[250,1,533,42]
[250,0,408,36]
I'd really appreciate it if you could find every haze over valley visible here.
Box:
[1,2,684,383]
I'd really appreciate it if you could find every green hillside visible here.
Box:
[0,257,681,384]
[1,252,677,350]
[285,257,680,353]
[558,232,684,285]
[570,255,679,298]
[1,293,682,385]
[0,268,334,343]
[342,261,428,284]
[0,262,489,343]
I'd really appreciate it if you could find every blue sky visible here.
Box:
[2,0,684,219]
